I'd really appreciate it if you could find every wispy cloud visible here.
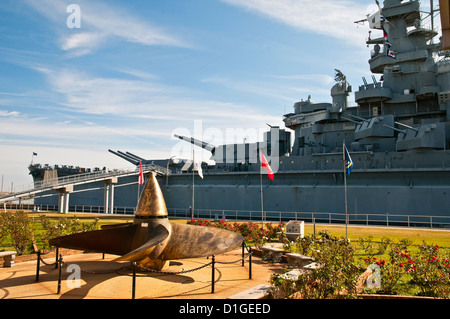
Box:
[220,0,371,45]
[202,72,335,106]
[34,67,279,125]
[24,0,190,56]
[0,110,20,117]
[59,32,103,56]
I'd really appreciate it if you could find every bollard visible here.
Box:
[55,247,59,269]
[211,255,215,294]
[249,247,252,280]
[242,242,245,267]
[57,254,63,294]
[35,250,41,282]
[132,262,137,299]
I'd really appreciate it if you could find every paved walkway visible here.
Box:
[0,249,285,299]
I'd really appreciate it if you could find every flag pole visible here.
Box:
[259,151,274,227]
[343,140,348,241]
[137,161,142,212]
[260,165,264,227]
[192,149,195,219]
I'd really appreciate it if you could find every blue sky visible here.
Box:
[0,0,388,188]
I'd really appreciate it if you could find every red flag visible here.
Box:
[260,152,274,180]
[139,161,144,185]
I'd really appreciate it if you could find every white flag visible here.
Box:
[194,160,203,179]
[368,11,382,29]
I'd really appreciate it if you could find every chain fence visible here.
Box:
[34,243,253,298]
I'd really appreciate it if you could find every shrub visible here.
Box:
[377,236,393,254]
[232,222,268,247]
[187,219,286,248]
[40,215,99,249]
[358,235,377,258]
[265,222,285,241]
[407,243,450,298]
[0,214,6,244]
[283,233,314,255]
[273,232,360,299]
[363,247,411,295]
[270,271,300,299]
[0,211,34,255]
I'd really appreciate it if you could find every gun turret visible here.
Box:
[175,126,290,164]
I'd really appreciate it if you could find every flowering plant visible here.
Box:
[288,232,360,299]
[407,243,450,298]
[188,219,285,247]
[0,211,34,255]
[363,246,412,294]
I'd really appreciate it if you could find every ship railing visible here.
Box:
[5,203,136,215]
[32,163,168,189]
[3,203,449,229]
[168,208,450,229]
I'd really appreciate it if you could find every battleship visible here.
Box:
[29,0,450,227]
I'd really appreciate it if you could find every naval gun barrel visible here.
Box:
[173,134,216,153]
[349,114,371,122]
[383,124,407,134]
[383,122,419,135]
[108,149,140,165]
[340,116,361,124]
[124,151,145,162]
[394,121,419,132]
[341,114,371,124]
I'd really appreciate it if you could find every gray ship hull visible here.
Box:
[162,150,450,224]
[31,151,450,226]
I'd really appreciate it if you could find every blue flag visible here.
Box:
[344,145,353,176]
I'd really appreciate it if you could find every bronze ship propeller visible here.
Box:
[49,173,244,270]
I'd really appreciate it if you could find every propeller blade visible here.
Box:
[113,224,170,262]
[160,223,244,260]
[101,223,132,230]
[49,224,140,256]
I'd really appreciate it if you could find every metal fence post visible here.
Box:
[55,247,59,269]
[211,255,215,294]
[248,247,252,280]
[57,254,63,294]
[35,250,41,282]
[242,242,245,267]
[132,262,137,299]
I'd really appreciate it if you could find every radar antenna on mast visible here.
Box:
[334,69,346,82]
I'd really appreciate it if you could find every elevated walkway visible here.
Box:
[0,164,169,214]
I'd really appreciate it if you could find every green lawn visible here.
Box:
[306,223,450,248]
[2,211,449,253]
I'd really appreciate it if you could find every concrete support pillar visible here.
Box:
[104,184,110,214]
[55,185,73,214]
[103,177,118,214]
